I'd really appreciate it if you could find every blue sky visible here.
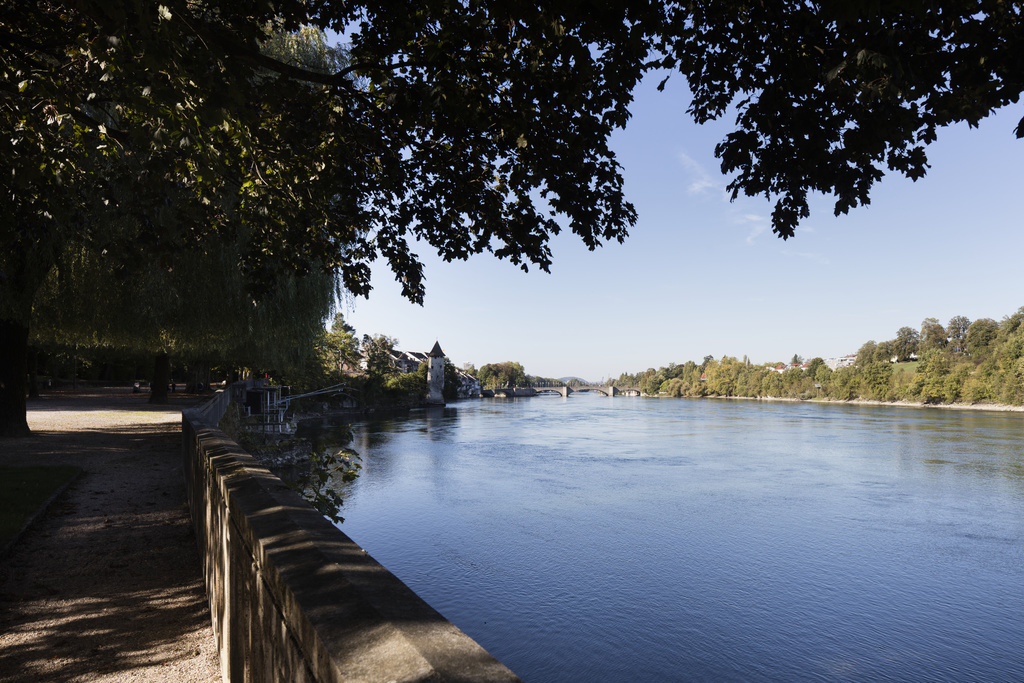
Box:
[343,72,1024,383]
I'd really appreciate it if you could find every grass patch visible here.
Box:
[893,361,920,374]
[0,465,80,550]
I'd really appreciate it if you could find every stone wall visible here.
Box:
[182,392,520,682]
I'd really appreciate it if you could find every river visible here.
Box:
[301,395,1024,682]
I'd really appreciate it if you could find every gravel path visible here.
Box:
[0,390,220,682]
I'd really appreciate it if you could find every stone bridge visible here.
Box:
[485,385,642,398]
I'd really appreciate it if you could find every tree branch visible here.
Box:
[69,108,129,145]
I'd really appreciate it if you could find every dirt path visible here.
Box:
[0,390,220,682]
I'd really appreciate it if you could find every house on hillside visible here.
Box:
[772,363,805,373]
[358,347,429,374]
[453,367,481,398]
[392,350,430,373]
[824,354,857,371]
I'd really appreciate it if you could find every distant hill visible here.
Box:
[559,376,591,384]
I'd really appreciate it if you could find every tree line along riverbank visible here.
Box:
[614,307,1024,408]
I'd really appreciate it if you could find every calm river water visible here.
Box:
[306,395,1024,682]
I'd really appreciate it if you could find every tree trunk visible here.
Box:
[185,360,211,393]
[149,352,170,404]
[0,317,31,437]
[28,348,40,399]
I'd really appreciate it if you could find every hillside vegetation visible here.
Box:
[615,307,1024,407]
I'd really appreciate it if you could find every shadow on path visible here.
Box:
[0,393,219,682]
[24,389,205,414]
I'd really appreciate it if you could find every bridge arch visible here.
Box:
[487,385,642,398]
[568,385,642,397]
[533,387,570,397]
[572,386,613,397]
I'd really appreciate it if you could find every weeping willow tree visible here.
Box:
[6,19,350,419]
[31,235,340,403]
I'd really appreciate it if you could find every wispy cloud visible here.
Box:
[677,151,719,196]
[794,251,830,265]
[736,213,769,244]
[776,245,831,265]
[688,178,715,195]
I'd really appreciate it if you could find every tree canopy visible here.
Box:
[10,2,1021,307]
[477,362,528,389]
[658,0,1024,238]
[5,1,654,313]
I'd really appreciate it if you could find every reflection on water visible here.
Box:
[329,396,1024,682]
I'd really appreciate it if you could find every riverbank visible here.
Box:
[217,401,419,471]
[691,393,1024,413]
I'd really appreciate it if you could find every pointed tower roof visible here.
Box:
[428,341,445,357]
